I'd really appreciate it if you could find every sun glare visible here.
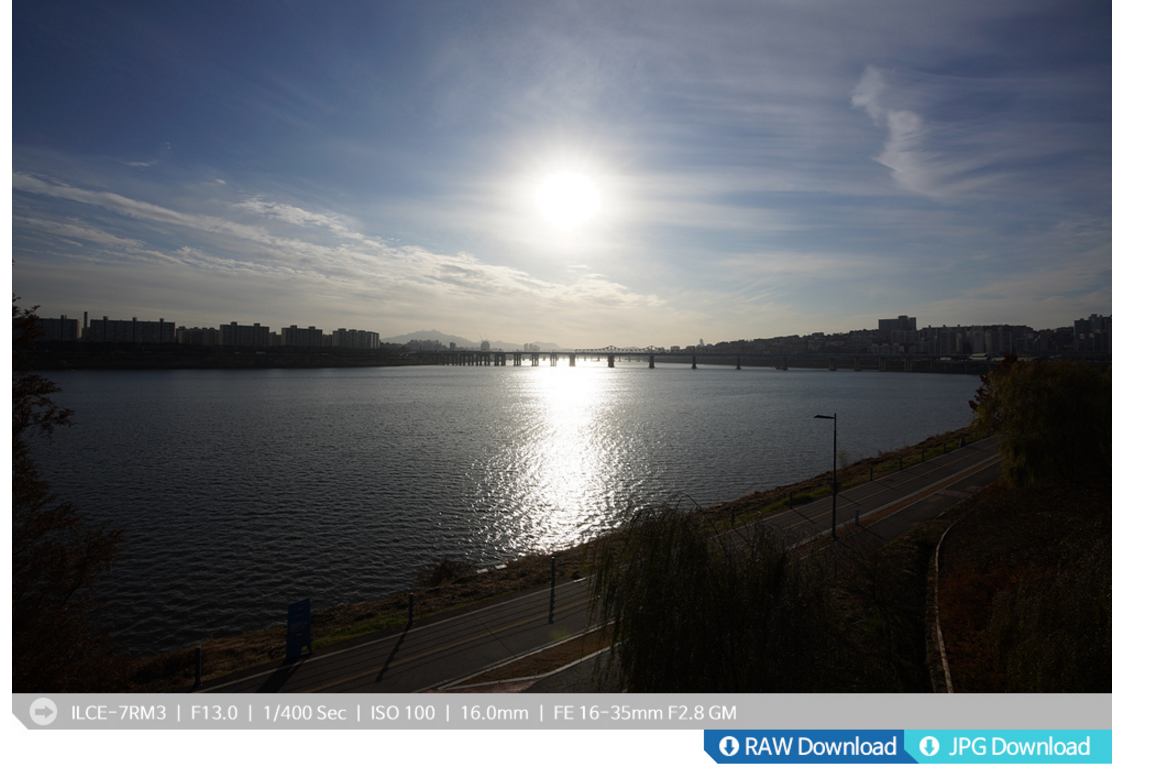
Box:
[535,172,600,228]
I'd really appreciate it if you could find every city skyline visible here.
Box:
[13,1,1113,346]
[32,305,1109,355]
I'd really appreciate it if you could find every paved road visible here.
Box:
[769,434,1001,548]
[201,436,1000,694]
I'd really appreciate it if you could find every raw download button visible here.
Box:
[704,730,916,764]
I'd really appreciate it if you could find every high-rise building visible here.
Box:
[281,325,325,347]
[87,316,175,343]
[332,328,381,349]
[1074,314,1111,353]
[878,315,917,334]
[37,315,81,342]
[177,326,222,346]
[220,321,270,347]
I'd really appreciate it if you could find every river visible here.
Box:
[33,361,981,652]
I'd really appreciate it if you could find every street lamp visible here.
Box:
[814,413,837,539]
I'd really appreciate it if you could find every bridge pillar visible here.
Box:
[531,353,539,366]
[608,354,615,368]
[829,358,836,371]
[691,356,697,370]
[569,354,576,367]
[649,355,655,369]
[878,357,884,372]
[550,353,557,366]
[736,356,741,370]
[854,357,860,371]
[513,352,521,366]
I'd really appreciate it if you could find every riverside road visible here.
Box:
[200,436,1001,694]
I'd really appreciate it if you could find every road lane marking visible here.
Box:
[304,597,591,693]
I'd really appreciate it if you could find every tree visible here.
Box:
[589,504,839,692]
[13,300,125,691]
[968,356,1111,487]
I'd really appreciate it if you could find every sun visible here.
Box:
[535,172,600,228]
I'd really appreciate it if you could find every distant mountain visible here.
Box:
[381,329,474,348]
[382,329,566,351]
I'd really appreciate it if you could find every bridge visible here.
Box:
[415,347,995,374]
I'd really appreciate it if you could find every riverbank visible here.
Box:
[113,424,975,692]
[22,342,417,370]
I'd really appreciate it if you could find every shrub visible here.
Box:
[969,357,1110,487]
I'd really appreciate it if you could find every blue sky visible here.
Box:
[11,0,1112,348]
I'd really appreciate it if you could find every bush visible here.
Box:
[969,357,1110,486]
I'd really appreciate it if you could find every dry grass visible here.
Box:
[936,481,1110,692]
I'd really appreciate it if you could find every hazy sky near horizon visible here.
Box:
[12,0,1111,347]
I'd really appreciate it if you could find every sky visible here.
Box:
[10,0,1113,348]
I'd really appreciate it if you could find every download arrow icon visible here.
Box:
[920,736,939,757]
[720,736,740,757]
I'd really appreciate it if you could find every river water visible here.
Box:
[34,362,980,652]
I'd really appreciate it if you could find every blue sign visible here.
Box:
[286,598,312,659]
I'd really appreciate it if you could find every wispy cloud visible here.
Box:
[853,66,992,198]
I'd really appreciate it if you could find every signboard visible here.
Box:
[286,598,312,660]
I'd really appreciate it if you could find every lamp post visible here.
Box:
[814,413,837,539]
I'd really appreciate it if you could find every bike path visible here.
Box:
[200,575,594,694]
[766,435,1000,546]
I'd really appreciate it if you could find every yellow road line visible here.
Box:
[768,451,999,534]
